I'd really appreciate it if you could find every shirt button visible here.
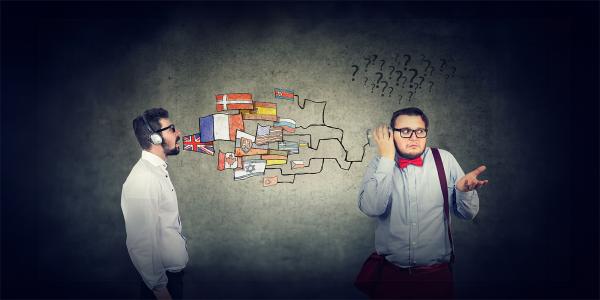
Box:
[412,223,416,226]
[412,242,416,245]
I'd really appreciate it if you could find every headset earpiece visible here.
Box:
[141,114,163,145]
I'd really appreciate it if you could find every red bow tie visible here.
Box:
[397,156,423,169]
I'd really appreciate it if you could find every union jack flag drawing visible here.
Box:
[183,133,214,156]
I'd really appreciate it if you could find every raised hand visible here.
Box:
[373,124,396,160]
[456,165,489,192]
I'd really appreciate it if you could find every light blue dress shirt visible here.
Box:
[358,147,479,268]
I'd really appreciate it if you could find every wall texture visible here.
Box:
[2,2,598,299]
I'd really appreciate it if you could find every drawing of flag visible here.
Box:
[199,114,244,142]
[255,124,283,145]
[216,93,254,111]
[263,176,278,187]
[291,160,305,169]
[261,154,287,160]
[234,159,266,180]
[267,150,288,156]
[234,130,269,156]
[261,153,287,166]
[274,88,295,101]
[240,101,278,121]
[217,151,242,171]
[273,118,296,133]
[278,141,299,154]
[182,133,214,155]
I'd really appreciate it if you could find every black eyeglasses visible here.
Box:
[392,127,428,138]
[156,124,176,133]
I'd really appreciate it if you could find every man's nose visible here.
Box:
[409,132,418,140]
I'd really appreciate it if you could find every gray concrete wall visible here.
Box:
[3,2,597,299]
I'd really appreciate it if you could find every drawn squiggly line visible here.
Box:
[265,95,370,183]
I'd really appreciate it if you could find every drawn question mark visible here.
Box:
[398,95,403,104]
[395,71,403,86]
[408,91,414,101]
[440,59,447,71]
[429,66,435,76]
[403,54,411,70]
[365,55,378,73]
[450,66,457,77]
[371,83,376,93]
[379,81,389,97]
[363,77,369,87]
[363,57,372,73]
[375,72,384,88]
[427,81,434,93]
[408,68,418,88]
[400,76,408,88]
[387,86,394,97]
[379,59,385,71]
[416,76,425,89]
[388,66,396,80]
[423,59,432,75]
[351,65,359,81]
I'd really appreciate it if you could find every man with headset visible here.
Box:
[121,108,188,300]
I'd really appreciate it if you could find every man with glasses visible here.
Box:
[358,107,488,298]
[121,108,188,300]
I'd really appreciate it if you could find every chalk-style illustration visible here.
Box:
[199,113,244,142]
[263,176,278,187]
[188,88,371,186]
[278,141,299,154]
[351,65,359,81]
[217,151,242,171]
[273,118,296,133]
[255,124,283,145]
[351,53,457,101]
[240,101,278,121]
[274,88,295,101]
[234,130,269,156]
[183,133,215,155]
[261,153,288,166]
[216,93,254,111]
[234,159,266,180]
[291,160,305,169]
[266,149,285,155]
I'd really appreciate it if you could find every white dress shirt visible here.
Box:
[121,151,188,290]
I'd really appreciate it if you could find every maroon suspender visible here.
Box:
[431,148,455,265]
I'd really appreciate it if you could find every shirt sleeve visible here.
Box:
[121,177,168,290]
[358,156,396,217]
[447,153,480,220]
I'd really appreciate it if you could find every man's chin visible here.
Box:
[165,145,180,156]
[397,148,425,159]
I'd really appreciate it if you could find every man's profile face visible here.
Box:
[158,118,181,156]
[393,115,427,159]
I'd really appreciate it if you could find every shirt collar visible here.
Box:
[141,150,168,170]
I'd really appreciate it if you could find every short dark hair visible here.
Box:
[390,107,429,129]
[132,108,169,150]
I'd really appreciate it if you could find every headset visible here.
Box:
[141,113,163,145]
